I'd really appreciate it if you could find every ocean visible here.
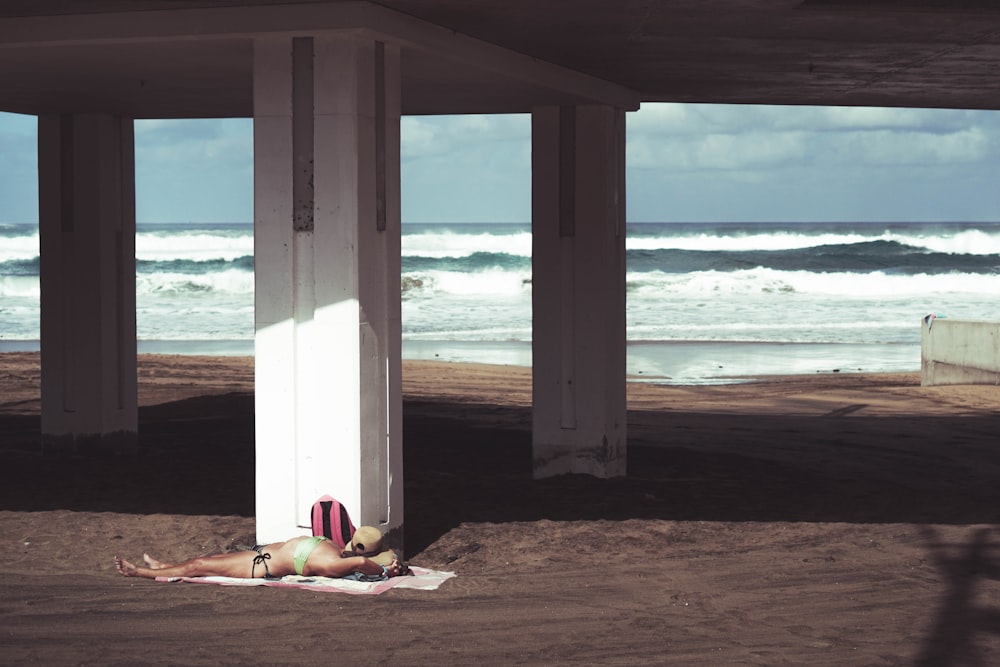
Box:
[2,221,999,383]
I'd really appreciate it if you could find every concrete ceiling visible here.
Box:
[0,0,999,117]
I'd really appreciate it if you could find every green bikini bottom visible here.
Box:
[293,536,329,575]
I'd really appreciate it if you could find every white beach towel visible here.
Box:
[155,566,455,595]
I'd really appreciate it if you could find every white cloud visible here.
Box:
[401,114,529,161]
[625,103,689,131]
[401,114,531,222]
[627,103,1000,177]
[629,128,811,171]
[625,104,1000,222]
[135,118,252,166]
[400,117,447,157]
[3,104,1000,225]
[0,112,38,223]
[811,106,981,132]
[134,118,253,223]
[835,127,989,165]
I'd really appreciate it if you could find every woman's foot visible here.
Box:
[143,553,168,569]
[114,556,138,577]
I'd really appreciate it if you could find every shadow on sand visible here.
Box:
[913,526,1000,666]
[3,393,998,545]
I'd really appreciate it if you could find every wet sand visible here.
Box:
[1,352,999,665]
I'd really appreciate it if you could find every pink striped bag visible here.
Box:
[310,495,357,549]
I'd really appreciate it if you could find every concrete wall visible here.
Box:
[921,318,1000,386]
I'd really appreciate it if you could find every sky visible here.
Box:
[2,104,999,224]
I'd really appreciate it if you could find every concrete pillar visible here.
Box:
[37,113,138,455]
[253,34,403,545]
[531,105,627,478]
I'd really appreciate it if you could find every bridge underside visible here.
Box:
[3,1,1000,114]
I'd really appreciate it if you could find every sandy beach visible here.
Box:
[1,352,999,665]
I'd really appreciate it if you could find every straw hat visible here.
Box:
[344,525,383,556]
[343,525,399,568]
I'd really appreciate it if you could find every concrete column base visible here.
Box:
[41,431,138,457]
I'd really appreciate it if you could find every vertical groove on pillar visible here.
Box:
[381,354,389,524]
[291,37,316,511]
[375,41,387,232]
[59,115,74,234]
[379,42,390,514]
[615,109,626,240]
[559,107,577,429]
[559,239,577,429]
[292,37,315,233]
[62,244,76,413]
[118,117,137,416]
[59,115,76,413]
[558,106,576,239]
[110,117,125,411]
[115,230,125,409]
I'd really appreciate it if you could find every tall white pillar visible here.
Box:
[531,105,627,478]
[37,113,138,455]
[253,34,403,545]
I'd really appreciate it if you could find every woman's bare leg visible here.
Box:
[115,550,263,579]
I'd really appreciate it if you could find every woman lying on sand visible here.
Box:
[114,526,407,580]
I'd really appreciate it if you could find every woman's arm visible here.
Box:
[315,554,403,578]
[355,556,405,577]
